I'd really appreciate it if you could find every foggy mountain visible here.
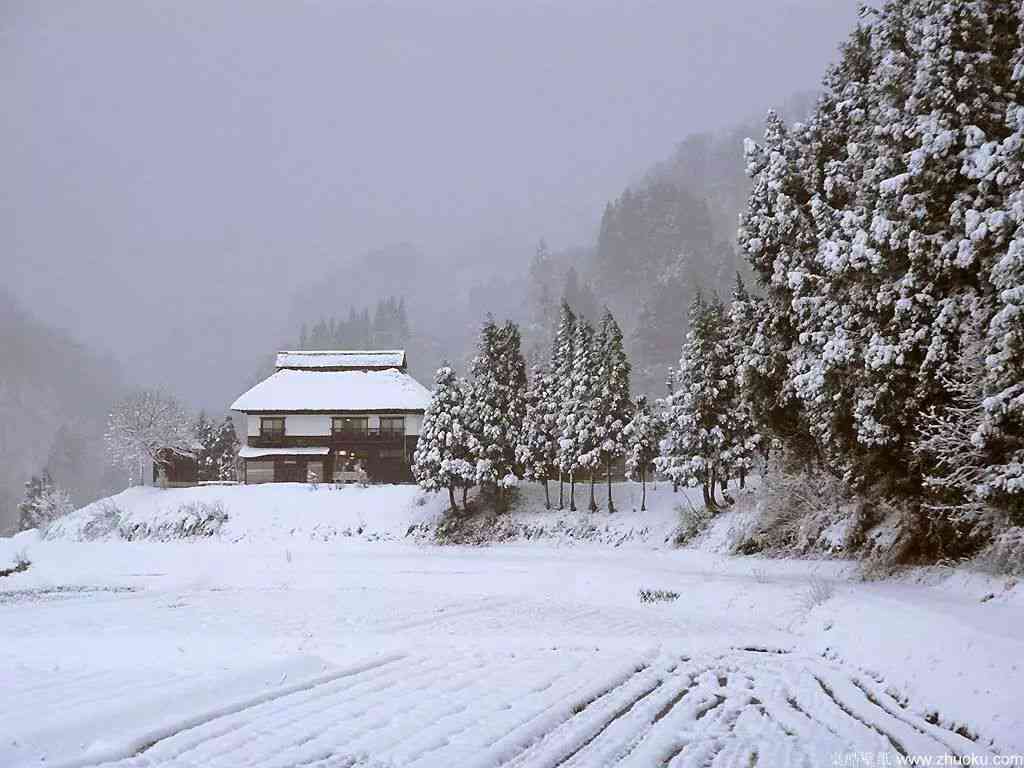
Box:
[0,293,126,531]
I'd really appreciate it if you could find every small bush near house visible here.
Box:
[638,588,680,604]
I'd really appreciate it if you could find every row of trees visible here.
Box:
[415,282,768,515]
[414,306,662,512]
[729,0,1024,556]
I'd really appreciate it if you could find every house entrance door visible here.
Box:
[274,459,305,483]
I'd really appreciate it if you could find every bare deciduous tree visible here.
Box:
[104,390,194,486]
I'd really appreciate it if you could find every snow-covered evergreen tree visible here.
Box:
[194,413,239,482]
[623,395,665,512]
[466,318,528,507]
[569,318,601,511]
[526,239,559,362]
[17,471,73,532]
[517,364,559,509]
[413,364,476,510]
[594,310,631,512]
[969,3,1024,507]
[737,111,816,457]
[723,274,760,488]
[656,293,731,508]
[551,302,576,509]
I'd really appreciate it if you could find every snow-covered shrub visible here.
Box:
[797,577,834,613]
[118,501,228,541]
[975,528,1024,577]
[672,501,712,545]
[79,500,124,541]
[733,471,852,555]
[0,550,31,578]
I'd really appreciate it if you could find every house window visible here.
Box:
[380,416,405,436]
[378,447,406,460]
[260,417,285,439]
[332,416,368,436]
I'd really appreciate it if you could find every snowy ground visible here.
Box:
[2,484,1022,767]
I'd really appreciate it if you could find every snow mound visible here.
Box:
[44,484,449,544]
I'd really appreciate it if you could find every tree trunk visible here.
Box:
[448,483,457,511]
[569,473,577,512]
[702,481,712,509]
[640,465,647,512]
[559,472,565,510]
[739,468,746,490]
[461,484,468,509]
[606,457,615,513]
[543,479,551,510]
[588,471,597,512]
[719,472,732,505]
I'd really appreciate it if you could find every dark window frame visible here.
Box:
[332,416,369,436]
[260,417,285,439]
[379,416,405,436]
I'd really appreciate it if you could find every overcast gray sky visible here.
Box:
[2,0,859,406]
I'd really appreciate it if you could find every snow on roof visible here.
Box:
[275,350,406,370]
[238,446,330,458]
[230,368,431,413]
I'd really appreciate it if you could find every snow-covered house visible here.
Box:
[230,350,431,484]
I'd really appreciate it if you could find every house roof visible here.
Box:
[274,350,407,371]
[230,367,431,413]
[239,446,331,459]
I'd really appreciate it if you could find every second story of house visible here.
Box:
[229,350,432,447]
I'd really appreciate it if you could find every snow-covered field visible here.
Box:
[2,483,1021,767]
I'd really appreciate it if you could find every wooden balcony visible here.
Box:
[249,430,405,449]
[330,428,405,443]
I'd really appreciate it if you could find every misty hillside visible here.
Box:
[0,294,126,532]
[273,92,820,398]
[522,91,822,395]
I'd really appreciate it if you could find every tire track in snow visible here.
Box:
[68,649,999,768]
[813,675,909,759]
[60,653,407,768]
[850,676,987,760]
